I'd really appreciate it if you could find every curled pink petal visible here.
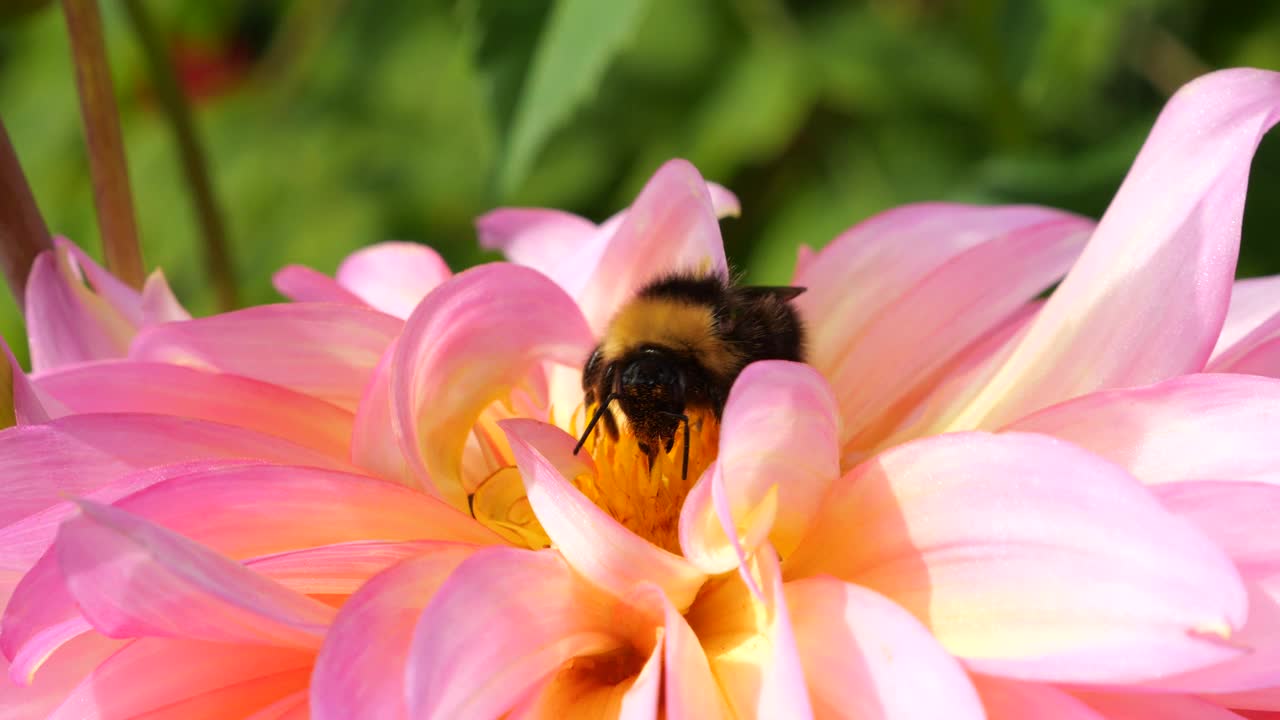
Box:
[0,413,353,527]
[576,159,729,332]
[686,548,812,720]
[131,303,402,411]
[785,432,1247,684]
[46,639,313,720]
[35,361,354,460]
[680,361,839,573]
[54,500,335,646]
[312,547,475,720]
[947,68,1280,429]
[392,264,593,507]
[405,548,629,720]
[23,240,189,372]
[351,339,419,488]
[272,265,365,306]
[503,418,707,610]
[638,585,729,720]
[786,577,984,720]
[25,250,131,372]
[3,338,63,425]
[335,241,452,319]
[1006,374,1280,486]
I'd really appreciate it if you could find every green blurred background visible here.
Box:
[3,0,1280,365]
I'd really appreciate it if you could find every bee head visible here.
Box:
[618,347,684,403]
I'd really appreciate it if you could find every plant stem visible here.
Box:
[0,120,54,310]
[62,0,146,289]
[123,0,237,310]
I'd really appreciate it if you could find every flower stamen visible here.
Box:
[571,404,720,553]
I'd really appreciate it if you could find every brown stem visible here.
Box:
[62,0,146,289]
[123,0,237,309]
[0,120,54,310]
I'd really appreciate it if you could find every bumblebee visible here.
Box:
[574,271,806,478]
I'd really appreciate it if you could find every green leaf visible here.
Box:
[497,0,650,196]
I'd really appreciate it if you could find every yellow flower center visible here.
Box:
[569,404,720,553]
[469,402,721,553]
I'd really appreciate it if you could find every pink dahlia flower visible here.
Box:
[1,66,1280,718]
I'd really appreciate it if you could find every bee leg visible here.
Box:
[658,411,691,480]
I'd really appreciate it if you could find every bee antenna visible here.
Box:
[574,394,616,456]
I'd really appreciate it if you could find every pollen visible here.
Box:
[570,404,720,554]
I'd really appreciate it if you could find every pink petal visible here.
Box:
[246,540,457,596]
[131,303,402,411]
[47,639,314,720]
[971,676,1105,720]
[1073,691,1248,719]
[706,181,741,218]
[1144,481,1280,695]
[876,300,1040,458]
[0,459,261,575]
[679,361,839,573]
[0,413,353,527]
[0,632,123,720]
[786,577,984,720]
[506,638,662,720]
[24,250,131,372]
[945,68,1280,430]
[784,432,1248,683]
[79,462,500,557]
[351,339,418,487]
[392,264,593,507]
[827,213,1092,455]
[1006,374,1280,486]
[245,691,309,720]
[685,548,812,720]
[477,178,739,305]
[55,500,335,645]
[35,361,354,460]
[1212,275,1280,361]
[335,241,451,319]
[138,269,190,325]
[405,548,629,719]
[637,585,729,720]
[272,265,365,306]
[57,238,145,325]
[3,464,496,681]
[575,159,729,332]
[794,203,1084,393]
[311,547,475,720]
[476,208,599,291]
[3,339,62,425]
[1214,338,1280,377]
[503,418,707,610]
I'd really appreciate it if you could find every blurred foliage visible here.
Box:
[2,0,1280,364]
